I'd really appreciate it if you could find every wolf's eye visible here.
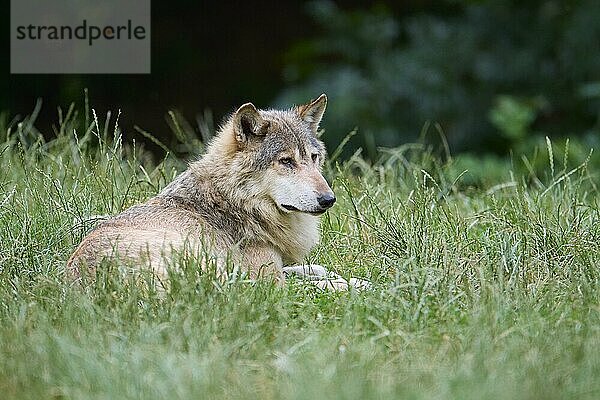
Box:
[311,153,319,163]
[279,157,295,167]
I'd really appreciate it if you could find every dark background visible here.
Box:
[4,2,416,142]
[3,1,317,140]
[3,1,600,160]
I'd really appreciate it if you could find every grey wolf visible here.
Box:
[68,94,367,290]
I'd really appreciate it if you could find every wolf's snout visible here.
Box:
[317,192,336,209]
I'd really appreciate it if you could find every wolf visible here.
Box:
[67,94,368,290]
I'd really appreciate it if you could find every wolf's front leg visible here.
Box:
[241,245,284,283]
[281,264,328,280]
[282,264,371,291]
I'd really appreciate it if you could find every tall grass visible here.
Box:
[0,104,599,399]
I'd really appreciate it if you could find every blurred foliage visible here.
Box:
[489,95,546,142]
[277,0,600,159]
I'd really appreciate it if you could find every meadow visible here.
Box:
[1,105,599,399]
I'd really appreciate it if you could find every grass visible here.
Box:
[1,104,599,399]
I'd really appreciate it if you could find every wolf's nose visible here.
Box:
[317,193,336,209]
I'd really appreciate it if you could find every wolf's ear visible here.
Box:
[297,94,327,133]
[233,103,269,144]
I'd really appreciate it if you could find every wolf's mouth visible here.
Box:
[281,204,326,215]
[282,204,299,212]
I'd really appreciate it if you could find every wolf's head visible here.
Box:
[215,94,335,216]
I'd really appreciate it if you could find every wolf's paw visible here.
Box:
[282,264,328,280]
[313,277,350,291]
[283,264,372,292]
[348,277,372,291]
[312,276,372,292]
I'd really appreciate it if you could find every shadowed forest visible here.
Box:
[4,1,599,162]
